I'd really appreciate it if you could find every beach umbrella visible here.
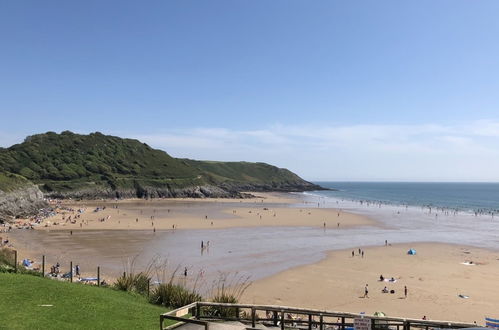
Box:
[407,249,416,255]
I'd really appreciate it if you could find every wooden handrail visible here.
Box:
[161,302,477,330]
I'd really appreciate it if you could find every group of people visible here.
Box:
[363,276,408,298]
[351,248,365,258]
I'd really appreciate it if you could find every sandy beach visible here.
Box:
[243,242,499,324]
[6,192,499,324]
[29,192,373,231]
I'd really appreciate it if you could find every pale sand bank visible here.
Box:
[243,243,499,324]
[34,192,373,231]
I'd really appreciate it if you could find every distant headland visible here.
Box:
[0,131,325,222]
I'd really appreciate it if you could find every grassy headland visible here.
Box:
[0,131,322,198]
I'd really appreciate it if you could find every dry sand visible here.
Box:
[243,242,499,324]
[33,192,373,231]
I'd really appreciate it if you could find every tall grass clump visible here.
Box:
[206,272,251,318]
[114,256,152,295]
[150,282,202,309]
[149,265,203,309]
[0,248,15,273]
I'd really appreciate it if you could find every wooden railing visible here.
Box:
[160,302,478,330]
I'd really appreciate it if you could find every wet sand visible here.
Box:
[6,192,374,287]
[243,242,499,324]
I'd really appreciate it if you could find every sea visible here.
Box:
[311,182,499,214]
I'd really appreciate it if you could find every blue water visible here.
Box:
[312,182,499,213]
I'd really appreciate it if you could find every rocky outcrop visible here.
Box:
[0,185,47,223]
[44,184,248,200]
[220,181,325,193]
[43,180,325,200]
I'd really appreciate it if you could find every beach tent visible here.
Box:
[373,311,386,317]
[407,249,416,255]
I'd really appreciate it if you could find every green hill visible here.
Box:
[0,171,32,192]
[0,273,168,330]
[0,131,322,198]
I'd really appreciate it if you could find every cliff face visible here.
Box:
[0,184,47,223]
[44,184,244,199]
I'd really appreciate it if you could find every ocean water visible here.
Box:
[312,182,499,213]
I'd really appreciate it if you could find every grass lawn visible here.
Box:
[0,273,172,330]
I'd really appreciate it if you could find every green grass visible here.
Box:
[0,172,31,192]
[0,131,318,196]
[0,273,171,330]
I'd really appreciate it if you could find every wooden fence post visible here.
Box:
[70,261,73,282]
[319,314,324,330]
[281,311,285,330]
[14,250,17,273]
[308,314,313,330]
[42,255,45,277]
[97,266,100,287]
[251,308,256,328]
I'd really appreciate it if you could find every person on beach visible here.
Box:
[352,251,354,257]
[364,284,369,298]
[404,286,408,298]
[361,250,364,258]
[184,267,187,277]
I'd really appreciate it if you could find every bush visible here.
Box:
[150,282,202,309]
[114,272,151,295]
[0,248,15,268]
[205,272,251,318]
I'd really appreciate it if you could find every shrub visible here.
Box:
[206,272,251,318]
[114,272,151,295]
[150,282,202,309]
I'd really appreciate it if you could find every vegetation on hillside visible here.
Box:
[0,131,320,196]
[0,172,32,193]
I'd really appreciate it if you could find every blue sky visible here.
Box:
[2,1,499,181]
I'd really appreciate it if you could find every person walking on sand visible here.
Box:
[364,284,369,298]
[404,285,408,298]
[184,267,187,277]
